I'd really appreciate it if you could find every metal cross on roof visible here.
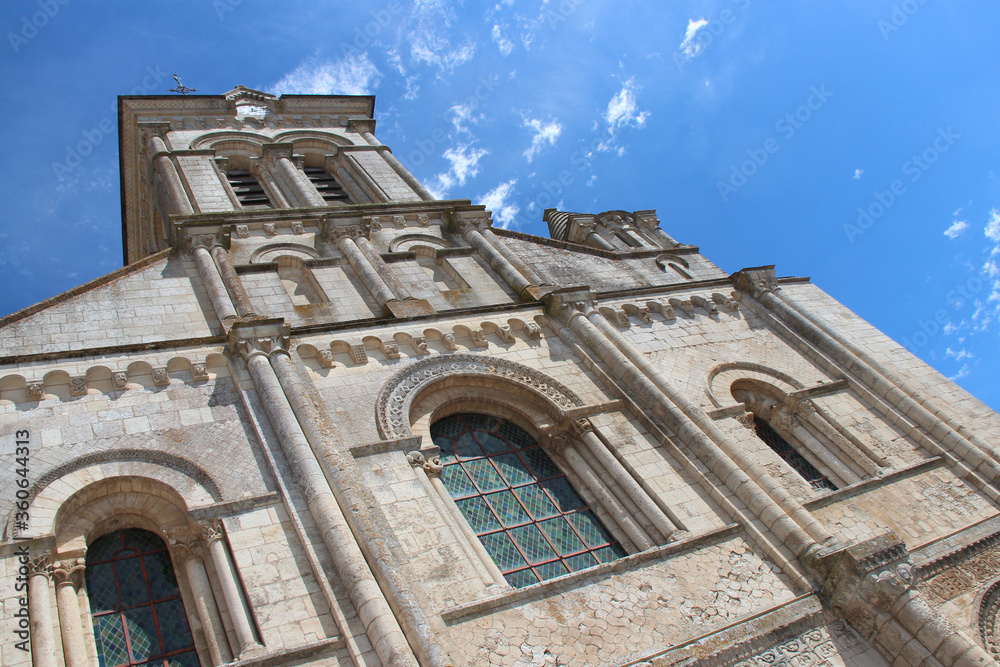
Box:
[169,74,197,95]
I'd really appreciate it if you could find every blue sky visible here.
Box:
[1,1,999,410]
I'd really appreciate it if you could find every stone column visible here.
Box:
[406,450,507,588]
[254,167,291,208]
[231,323,420,667]
[820,532,995,667]
[361,131,436,201]
[480,228,546,287]
[172,538,233,665]
[356,231,414,300]
[328,224,398,309]
[199,520,262,659]
[548,432,654,551]
[184,234,239,324]
[572,419,680,542]
[211,244,256,318]
[452,215,545,300]
[576,220,616,251]
[634,211,679,248]
[733,267,1000,486]
[268,346,450,667]
[51,558,88,667]
[547,290,828,558]
[262,143,326,208]
[148,135,194,215]
[770,406,863,486]
[28,555,57,667]
[789,396,886,477]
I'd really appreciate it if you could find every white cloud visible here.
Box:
[522,117,563,162]
[604,78,650,135]
[945,347,973,361]
[679,18,709,58]
[944,219,969,239]
[429,144,488,198]
[492,24,514,56]
[272,53,381,95]
[986,208,1000,242]
[479,179,520,229]
[448,102,483,134]
[407,0,476,74]
[853,169,864,180]
[949,364,971,381]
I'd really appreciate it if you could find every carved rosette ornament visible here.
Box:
[375,354,584,440]
[406,450,444,476]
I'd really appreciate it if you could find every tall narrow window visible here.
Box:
[753,417,837,491]
[86,529,199,667]
[227,169,273,209]
[431,413,625,588]
[304,167,353,204]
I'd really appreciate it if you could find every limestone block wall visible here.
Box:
[175,154,235,214]
[0,253,218,358]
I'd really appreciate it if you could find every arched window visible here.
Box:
[86,529,199,667]
[753,417,837,491]
[431,413,625,588]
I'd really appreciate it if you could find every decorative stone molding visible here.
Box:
[523,323,542,339]
[729,621,863,667]
[380,341,401,360]
[376,354,584,439]
[182,233,223,254]
[599,306,629,327]
[235,225,250,239]
[470,330,489,348]
[317,350,336,368]
[922,542,1000,605]
[348,343,368,364]
[152,367,170,387]
[199,519,224,543]
[291,221,304,235]
[69,376,88,396]
[406,450,443,476]
[417,213,430,227]
[392,214,406,228]
[410,337,430,355]
[112,371,129,390]
[440,333,458,351]
[229,320,292,361]
[713,292,740,311]
[495,326,515,344]
[263,223,276,237]
[191,363,209,381]
[732,265,779,298]
[27,381,44,400]
[691,294,719,315]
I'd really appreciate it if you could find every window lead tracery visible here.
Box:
[753,417,837,492]
[85,528,199,667]
[431,413,625,588]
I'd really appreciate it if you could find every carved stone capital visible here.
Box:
[27,553,51,578]
[324,222,362,244]
[259,142,295,167]
[406,449,444,476]
[169,537,205,564]
[449,212,491,235]
[199,519,225,544]
[183,233,223,255]
[50,558,86,587]
[568,418,594,439]
[732,266,779,298]
[633,210,660,231]
[543,288,598,321]
[229,320,292,361]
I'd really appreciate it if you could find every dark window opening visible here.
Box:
[227,170,273,209]
[753,417,837,492]
[304,167,353,205]
[86,528,199,667]
[431,413,625,588]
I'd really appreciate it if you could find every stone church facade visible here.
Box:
[1,87,1000,667]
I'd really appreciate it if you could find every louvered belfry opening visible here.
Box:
[226,169,273,209]
[304,167,353,205]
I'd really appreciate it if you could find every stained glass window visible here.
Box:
[753,417,837,492]
[431,413,626,588]
[86,529,199,667]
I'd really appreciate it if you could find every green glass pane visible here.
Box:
[535,560,569,581]
[505,568,539,588]
[441,464,477,498]
[510,524,558,564]
[124,606,159,661]
[431,415,466,437]
[567,510,615,548]
[493,453,534,486]
[465,459,505,492]
[155,599,194,653]
[522,447,560,479]
[541,477,586,512]
[116,558,150,607]
[95,613,130,666]
[485,490,531,527]
[593,544,627,563]
[564,552,599,572]
[498,420,537,449]
[166,651,201,667]
[87,531,124,563]
[457,497,502,534]
[540,517,587,556]
[517,485,559,520]
[480,531,527,572]
[475,431,510,455]
[144,552,179,600]
[87,562,119,613]
[454,433,483,459]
